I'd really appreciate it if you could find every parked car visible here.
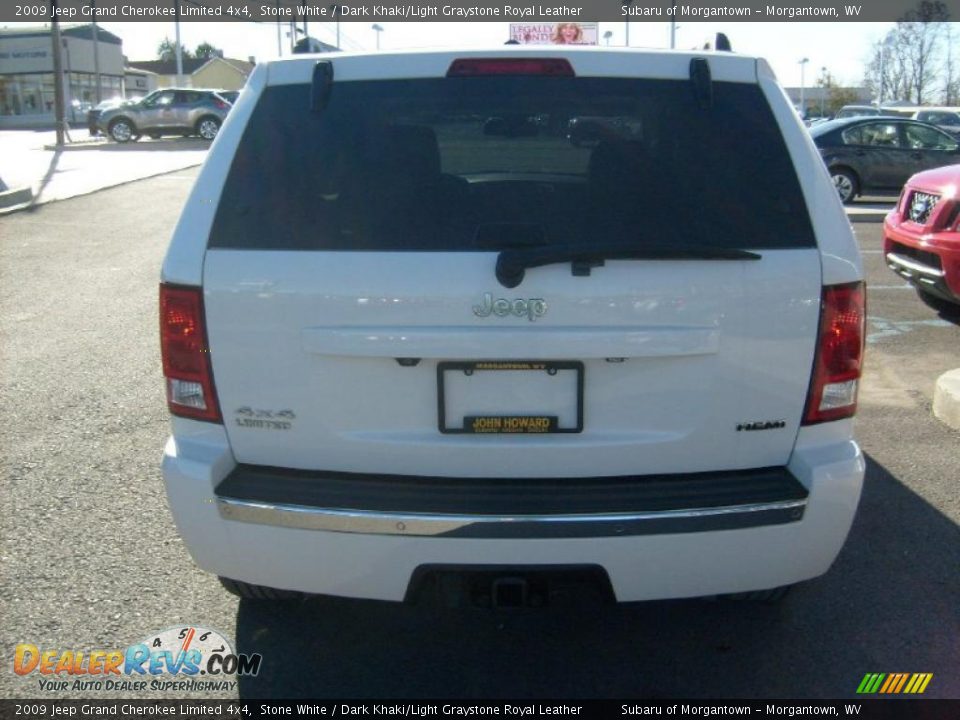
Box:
[98,88,232,142]
[87,97,126,136]
[833,104,915,120]
[567,115,642,146]
[884,164,960,308]
[911,108,960,139]
[810,116,960,203]
[160,48,866,605]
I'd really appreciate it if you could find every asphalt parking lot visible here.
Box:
[1,170,957,700]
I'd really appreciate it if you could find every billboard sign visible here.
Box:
[509,23,600,46]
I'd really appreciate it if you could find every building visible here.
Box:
[124,66,158,98]
[783,86,872,118]
[0,24,125,127]
[126,56,255,92]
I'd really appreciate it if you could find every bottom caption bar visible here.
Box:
[1,700,957,720]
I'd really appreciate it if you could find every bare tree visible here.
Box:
[944,24,959,104]
[862,1,951,105]
[897,1,950,104]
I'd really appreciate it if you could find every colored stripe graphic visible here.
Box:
[893,674,909,693]
[857,672,933,694]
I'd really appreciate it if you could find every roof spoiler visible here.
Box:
[311,60,333,113]
[689,58,712,110]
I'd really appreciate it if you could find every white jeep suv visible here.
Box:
[160,47,866,604]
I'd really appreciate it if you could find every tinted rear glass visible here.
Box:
[210,77,815,251]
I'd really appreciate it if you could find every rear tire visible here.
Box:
[218,576,303,601]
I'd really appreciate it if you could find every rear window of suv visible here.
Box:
[209,76,815,251]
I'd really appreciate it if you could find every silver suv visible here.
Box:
[98,88,231,143]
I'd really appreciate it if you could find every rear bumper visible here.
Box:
[162,421,864,602]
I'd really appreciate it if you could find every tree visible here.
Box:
[157,37,193,63]
[194,42,223,60]
[898,0,950,104]
[862,1,951,105]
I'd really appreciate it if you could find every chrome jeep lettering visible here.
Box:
[472,293,547,321]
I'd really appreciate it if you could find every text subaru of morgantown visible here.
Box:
[159,48,866,605]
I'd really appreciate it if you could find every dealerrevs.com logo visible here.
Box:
[14,626,262,692]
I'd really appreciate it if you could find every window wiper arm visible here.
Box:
[495,242,762,288]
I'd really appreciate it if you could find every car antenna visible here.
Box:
[689,58,712,110]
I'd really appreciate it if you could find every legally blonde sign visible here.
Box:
[509,23,600,45]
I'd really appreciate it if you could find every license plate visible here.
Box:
[437,361,584,434]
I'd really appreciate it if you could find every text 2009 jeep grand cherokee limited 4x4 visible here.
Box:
[160,48,866,604]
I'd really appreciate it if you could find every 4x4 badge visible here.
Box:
[473,292,547,322]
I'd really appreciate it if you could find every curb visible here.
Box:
[0,163,201,216]
[933,369,960,431]
[846,211,887,224]
[42,139,109,151]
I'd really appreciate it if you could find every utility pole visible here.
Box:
[50,0,67,146]
[276,0,282,56]
[91,1,101,103]
[174,0,184,86]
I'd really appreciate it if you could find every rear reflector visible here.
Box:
[160,284,221,423]
[803,282,866,425]
[447,58,575,77]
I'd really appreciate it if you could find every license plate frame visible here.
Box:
[437,360,584,434]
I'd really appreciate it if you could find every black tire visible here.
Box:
[108,118,136,143]
[218,576,303,600]
[716,585,793,603]
[148,133,162,140]
[915,287,960,317]
[830,167,859,205]
[196,116,221,141]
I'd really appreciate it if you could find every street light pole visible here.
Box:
[174,0,184,86]
[50,0,67,147]
[276,0,282,56]
[372,23,383,50]
[798,57,809,119]
[669,5,677,49]
[91,0,101,103]
[622,0,632,47]
[603,30,612,46]
[820,67,827,117]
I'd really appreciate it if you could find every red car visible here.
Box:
[884,164,960,307]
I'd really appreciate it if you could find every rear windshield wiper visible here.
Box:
[495,242,762,288]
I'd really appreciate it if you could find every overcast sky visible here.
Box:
[6,20,952,88]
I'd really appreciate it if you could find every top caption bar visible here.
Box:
[2,0,955,23]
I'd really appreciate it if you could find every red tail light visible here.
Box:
[214,98,228,109]
[803,282,866,425]
[160,284,221,423]
[447,58,575,77]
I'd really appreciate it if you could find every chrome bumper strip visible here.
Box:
[216,497,808,538]
[886,252,945,279]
